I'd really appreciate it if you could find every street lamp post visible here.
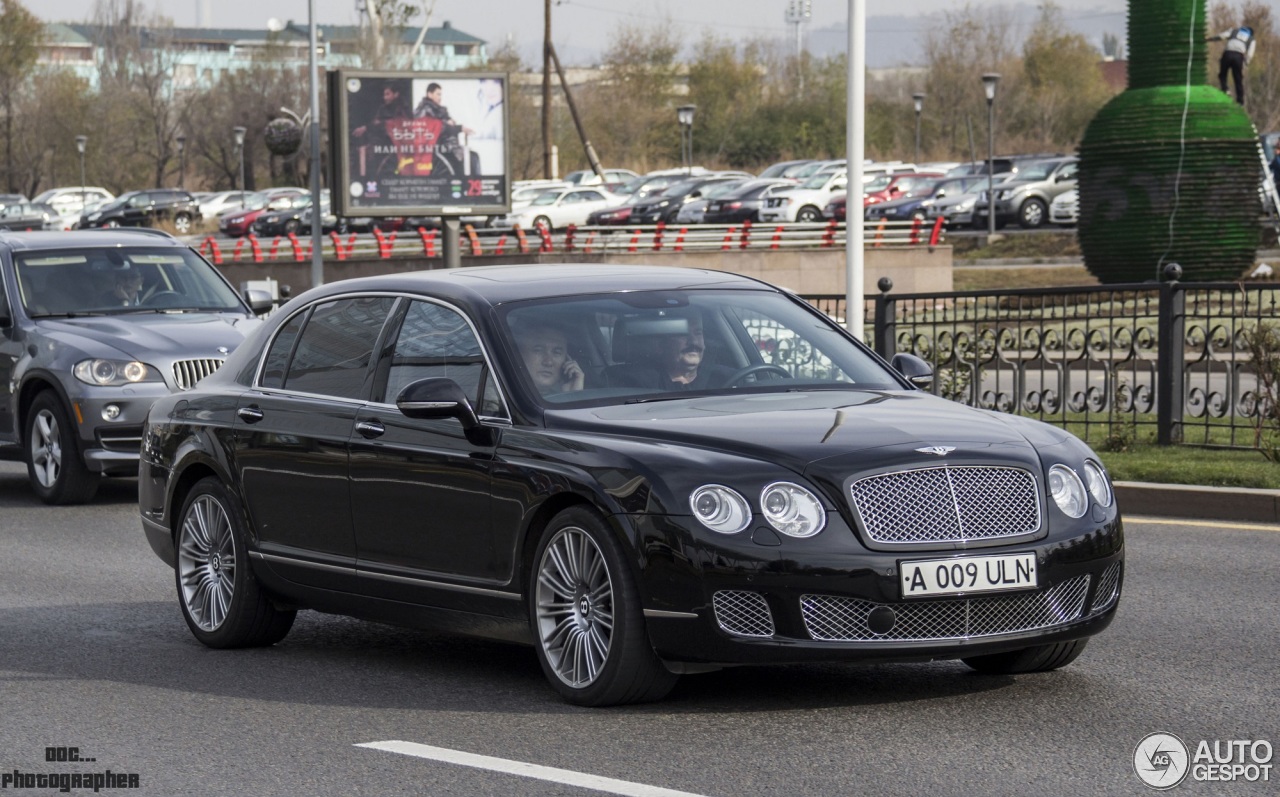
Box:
[676,104,696,175]
[175,134,186,190]
[981,73,1000,238]
[232,126,247,207]
[74,135,87,213]
[912,92,925,164]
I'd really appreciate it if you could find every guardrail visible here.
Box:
[195,217,946,264]
[802,272,1280,451]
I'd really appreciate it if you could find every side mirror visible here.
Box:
[890,352,934,389]
[396,377,493,444]
[243,289,274,314]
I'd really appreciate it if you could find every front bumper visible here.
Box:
[634,512,1124,666]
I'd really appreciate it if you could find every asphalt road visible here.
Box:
[1,460,1276,797]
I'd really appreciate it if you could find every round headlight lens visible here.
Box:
[91,360,117,384]
[1082,460,1112,508]
[1048,464,1088,519]
[760,482,826,538]
[689,485,751,534]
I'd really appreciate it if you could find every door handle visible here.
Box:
[355,420,385,439]
[237,406,264,424]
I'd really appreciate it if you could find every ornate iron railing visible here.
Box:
[802,279,1280,450]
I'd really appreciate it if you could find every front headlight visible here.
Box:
[690,485,751,534]
[958,198,976,211]
[73,359,160,386]
[1048,464,1088,518]
[760,482,826,537]
[1082,460,1113,508]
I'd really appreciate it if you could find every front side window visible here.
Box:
[378,300,505,417]
[282,297,395,399]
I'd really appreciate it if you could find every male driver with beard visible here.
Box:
[615,308,733,391]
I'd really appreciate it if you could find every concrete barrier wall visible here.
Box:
[215,246,952,300]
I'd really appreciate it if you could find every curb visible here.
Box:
[1115,481,1280,524]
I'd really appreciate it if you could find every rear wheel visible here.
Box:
[176,477,296,648]
[533,215,553,232]
[24,391,99,505]
[283,219,300,235]
[530,507,677,706]
[962,639,1089,674]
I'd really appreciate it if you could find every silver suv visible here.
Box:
[974,157,1078,229]
[0,229,271,503]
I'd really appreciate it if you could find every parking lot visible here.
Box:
[1,460,1276,795]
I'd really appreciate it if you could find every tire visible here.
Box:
[283,219,300,235]
[103,219,121,228]
[529,506,678,706]
[962,639,1089,674]
[1018,198,1048,229]
[796,205,822,223]
[533,215,553,232]
[173,212,192,234]
[175,477,296,648]
[25,391,99,505]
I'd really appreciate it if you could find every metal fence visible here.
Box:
[195,218,941,264]
[803,278,1280,450]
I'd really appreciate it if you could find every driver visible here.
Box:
[615,308,734,391]
[100,268,143,306]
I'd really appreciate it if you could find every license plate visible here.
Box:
[900,553,1037,599]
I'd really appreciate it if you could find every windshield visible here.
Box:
[501,289,901,405]
[14,247,246,317]
[801,172,837,190]
[703,181,747,199]
[531,192,562,206]
[864,175,892,191]
[1014,160,1058,181]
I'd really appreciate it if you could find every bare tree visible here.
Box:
[0,0,42,193]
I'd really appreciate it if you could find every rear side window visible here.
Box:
[281,297,395,399]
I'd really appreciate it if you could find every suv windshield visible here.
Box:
[15,247,245,316]
[502,290,901,405]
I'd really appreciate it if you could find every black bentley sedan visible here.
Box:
[139,265,1123,706]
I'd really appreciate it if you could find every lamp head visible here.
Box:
[912,92,925,114]
[981,73,1001,102]
[233,126,247,148]
[75,135,87,155]
[676,104,696,128]
[175,133,186,153]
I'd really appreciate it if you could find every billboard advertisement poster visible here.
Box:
[329,70,510,217]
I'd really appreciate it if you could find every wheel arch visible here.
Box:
[17,375,73,442]
[516,488,642,598]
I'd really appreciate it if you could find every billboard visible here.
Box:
[328,70,510,217]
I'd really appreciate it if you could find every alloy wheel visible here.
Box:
[177,494,237,632]
[28,408,62,489]
[534,526,614,688]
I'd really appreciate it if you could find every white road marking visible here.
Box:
[1125,516,1280,532]
[356,740,712,797]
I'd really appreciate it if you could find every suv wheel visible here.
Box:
[172,212,193,234]
[25,391,100,505]
[796,206,822,223]
[1018,198,1047,229]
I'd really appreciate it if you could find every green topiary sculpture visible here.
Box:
[1078,0,1262,282]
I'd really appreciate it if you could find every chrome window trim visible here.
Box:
[251,290,512,422]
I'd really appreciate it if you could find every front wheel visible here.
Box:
[176,477,296,648]
[796,205,822,223]
[962,639,1088,674]
[530,507,677,706]
[1018,198,1047,229]
[25,391,99,505]
[172,212,193,234]
[532,215,553,232]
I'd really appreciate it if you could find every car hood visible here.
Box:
[550,390,1048,476]
[35,313,261,362]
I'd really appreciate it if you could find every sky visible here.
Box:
[25,0,1280,66]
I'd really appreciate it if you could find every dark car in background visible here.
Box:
[137,264,1123,707]
[702,179,794,224]
[0,229,272,504]
[865,175,989,222]
[218,189,309,237]
[587,174,688,225]
[78,189,203,234]
[629,175,743,225]
[0,202,61,231]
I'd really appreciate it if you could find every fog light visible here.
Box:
[102,404,122,421]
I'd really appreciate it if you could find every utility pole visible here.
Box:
[549,44,604,180]
[542,0,553,179]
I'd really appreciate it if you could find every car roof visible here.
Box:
[0,229,183,251]
[294,264,777,307]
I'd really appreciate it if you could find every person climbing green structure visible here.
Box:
[1207,24,1256,104]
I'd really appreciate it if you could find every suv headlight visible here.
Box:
[73,359,161,386]
[690,485,751,534]
[1048,464,1088,519]
[760,482,826,537]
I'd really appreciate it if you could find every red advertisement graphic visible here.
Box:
[384,117,442,176]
